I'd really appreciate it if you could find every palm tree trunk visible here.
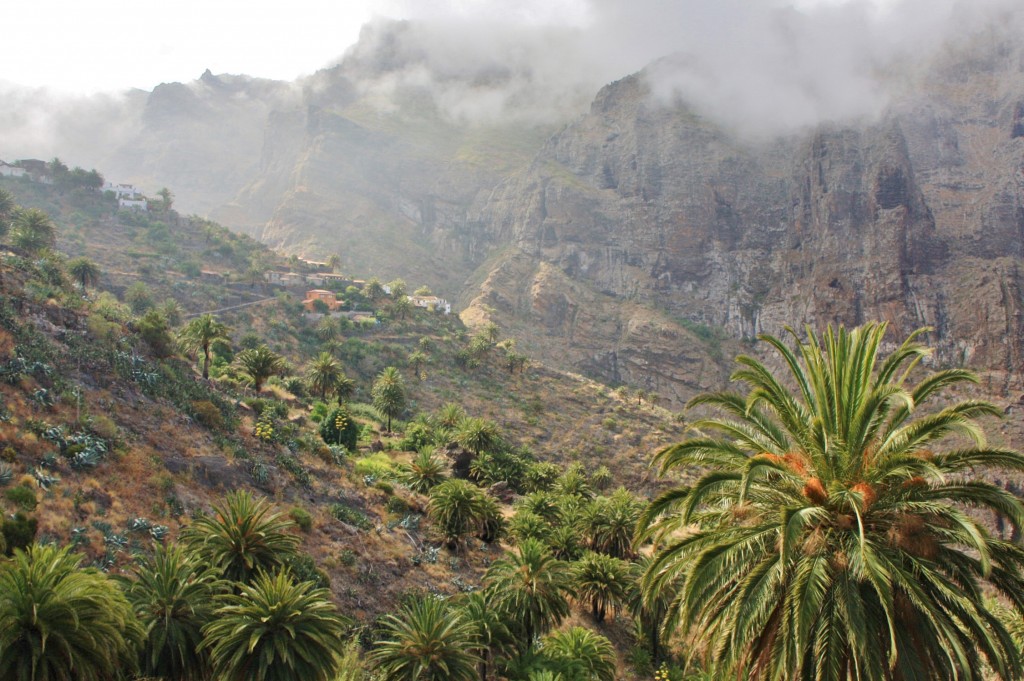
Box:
[202,344,211,379]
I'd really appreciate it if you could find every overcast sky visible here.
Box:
[4,0,916,94]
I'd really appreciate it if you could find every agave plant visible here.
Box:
[401,448,449,494]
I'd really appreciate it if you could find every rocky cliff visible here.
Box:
[459,32,1024,402]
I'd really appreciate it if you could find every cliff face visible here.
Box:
[461,37,1024,401]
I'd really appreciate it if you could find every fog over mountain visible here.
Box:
[3,0,1022,166]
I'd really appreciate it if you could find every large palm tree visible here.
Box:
[370,596,480,681]
[429,478,487,550]
[459,590,513,681]
[638,323,1024,680]
[202,571,347,681]
[571,551,630,623]
[305,351,344,400]
[178,313,231,379]
[182,490,300,584]
[485,538,572,654]
[10,208,56,255]
[457,417,500,457]
[372,366,406,432]
[67,256,101,292]
[123,543,223,681]
[585,487,642,559]
[0,544,142,680]
[235,344,286,393]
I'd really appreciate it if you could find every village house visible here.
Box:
[305,272,327,287]
[264,271,284,285]
[279,272,305,287]
[298,258,330,271]
[409,295,452,314]
[302,289,343,312]
[102,182,141,198]
[118,196,148,211]
[0,161,27,178]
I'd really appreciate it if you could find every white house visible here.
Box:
[103,182,140,198]
[409,295,451,314]
[118,196,148,210]
[0,162,27,178]
[280,272,305,287]
[264,271,285,285]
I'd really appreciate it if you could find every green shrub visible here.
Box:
[290,507,313,532]
[320,406,359,451]
[284,552,330,589]
[191,400,225,430]
[330,503,372,530]
[354,453,396,480]
[1,512,37,555]
[5,485,37,511]
[385,495,410,515]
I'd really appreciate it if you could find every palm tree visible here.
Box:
[477,492,506,544]
[429,478,486,550]
[401,448,449,494]
[315,317,339,342]
[585,488,642,559]
[387,278,407,299]
[459,590,513,681]
[202,571,347,681]
[0,544,142,680]
[457,417,500,457]
[326,253,341,272]
[10,207,56,255]
[0,188,16,237]
[485,538,572,654]
[553,468,592,500]
[541,627,616,681]
[638,323,1024,680]
[235,344,286,393]
[364,277,385,303]
[305,351,344,400]
[372,366,406,432]
[178,313,231,379]
[370,596,480,681]
[182,490,300,584]
[68,256,101,291]
[123,543,223,681]
[391,296,413,321]
[408,350,427,380]
[627,556,674,664]
[571,552,630,623]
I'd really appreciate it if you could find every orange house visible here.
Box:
[302,289,342,312]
